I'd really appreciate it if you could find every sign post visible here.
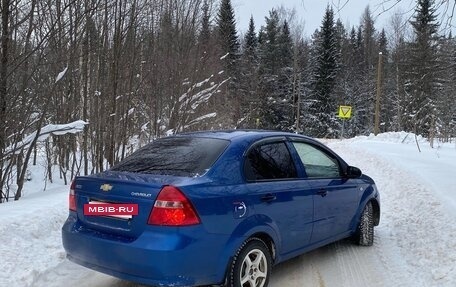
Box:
[338,106,352,138]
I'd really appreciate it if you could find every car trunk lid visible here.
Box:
[73,171,186,239]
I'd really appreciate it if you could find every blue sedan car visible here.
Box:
[62,130,380,287]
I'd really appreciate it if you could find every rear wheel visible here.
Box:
[355,201,374,246]
[226,238,272,287]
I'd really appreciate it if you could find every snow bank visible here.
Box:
[0,188,68,287]
[339,131,428,145]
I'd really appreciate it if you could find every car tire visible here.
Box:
[226,237,272,287]
[355,201,374,246]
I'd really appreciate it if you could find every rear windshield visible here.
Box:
[111,137,229,176]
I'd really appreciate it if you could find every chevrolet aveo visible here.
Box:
[62,130,380,287]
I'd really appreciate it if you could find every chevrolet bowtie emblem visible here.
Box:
[100,184,113,192]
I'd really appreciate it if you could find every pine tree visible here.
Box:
[333,19,346,104]
[216,0,239,74]
[389,12,408,132]
[197,1,213,74]
[239,16,259,128]
[260,10,281,75]
[334,20,362,137]
[257,10,281,129]
[405,0,441,137]
[276,20,295,130]
[359,6,377,134]
[293,38,312,133]
[435,34,456,140]
[244,16,258,57]
[338,26,359,137]
[257,10,295,130]
[356,26,364,60]
[307,5,340,137]
[450,36,456,138]
[377,28,394,133]
[199,1,211,55]
[216,0,240,126]
[343,25,366,136]
[278,21,293,68]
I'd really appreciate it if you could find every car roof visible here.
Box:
[175,130,315,142]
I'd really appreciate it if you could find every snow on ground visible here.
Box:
[1,132,456,287]
[0,172,68,287]
[326,135,456,286]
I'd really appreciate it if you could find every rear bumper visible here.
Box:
[62,213,231,286]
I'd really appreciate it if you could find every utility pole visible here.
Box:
[296,90,301,133]
[292,46,301,134]
[374,52,383,135]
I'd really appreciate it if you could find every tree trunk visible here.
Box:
[0,0,11,203]
[81,0,90,175]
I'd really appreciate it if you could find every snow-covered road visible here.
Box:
[2,133,456,287]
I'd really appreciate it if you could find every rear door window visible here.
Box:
[244,141,297,181]
[111,137,229,176]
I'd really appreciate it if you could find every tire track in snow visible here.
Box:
[333,241,376,287]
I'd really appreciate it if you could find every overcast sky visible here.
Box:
[232,0,418,36]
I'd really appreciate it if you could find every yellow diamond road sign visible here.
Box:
[338,106,352,119]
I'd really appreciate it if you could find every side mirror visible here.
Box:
[346,166,362,178]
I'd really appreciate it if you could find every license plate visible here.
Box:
[84,201,138,219]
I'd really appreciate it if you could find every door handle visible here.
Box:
[317,189,327,197]
[261,194,277,202]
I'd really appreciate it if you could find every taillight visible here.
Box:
[148,186,200,226]
[69,180,76,211]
